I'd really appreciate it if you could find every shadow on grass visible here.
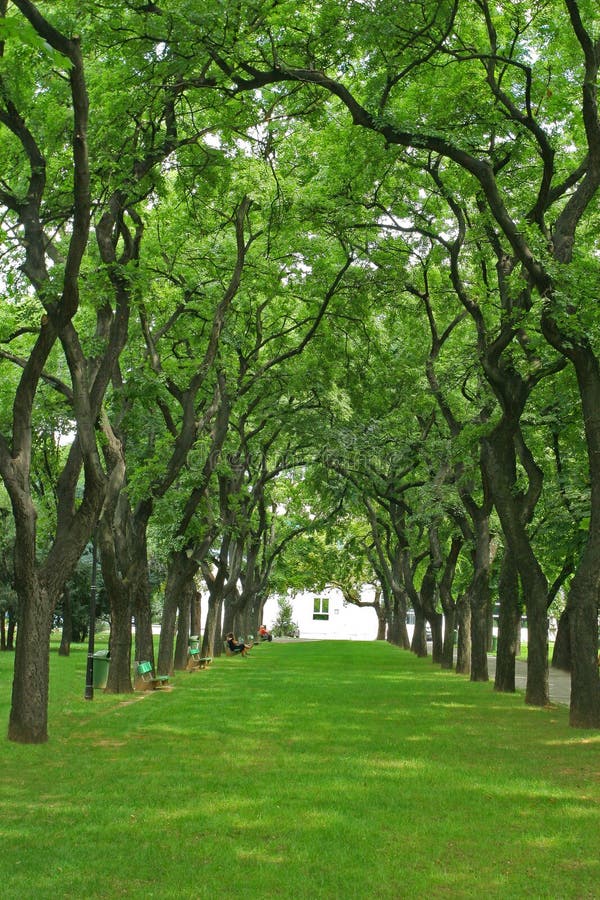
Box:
[0,639,598,899]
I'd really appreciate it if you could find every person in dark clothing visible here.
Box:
[226,632,252,656]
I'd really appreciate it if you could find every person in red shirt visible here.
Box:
[258,624,273,642]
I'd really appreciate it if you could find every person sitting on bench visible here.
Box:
[226,632,252,656]
[258,624,273,642]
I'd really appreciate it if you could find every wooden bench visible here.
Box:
[134,660,171,690]
[187,647,212,670]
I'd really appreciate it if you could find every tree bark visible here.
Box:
[565,556,600,727]
[468,520,491,683]
[58,586,72,657]
[455,593,471,675]
[159,550,199,675]
[552,608,571,672]
[8,576,52,743]
[174,581,194,670]
[191,588,202,638]
[481,423,548,703]
[539,331,600,726]
[494,549,521,693]
[106,598,133,694]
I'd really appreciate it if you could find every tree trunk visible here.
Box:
[439,536,462,669]
[191,588,202,638]
[58,586,72,657]
[174,581,193,670]
[133,578,154,669]
[470,590,489,683]
[245,590,265,640]
[455,593,471,675]
[481,427,548,702]
[386,605,401,646]
[469,530,491,683]
[105,599,133,694]
[375,606,387,641]
[441,607,456,670]
[159,551,199,675]
[99,518,133,694]
[202,593,224,658]
[494,549,521,693]
[8,579,53,743]
[411,606,428,658]
[222,596,236,638]
[566,559,600,728]
[429,611,444,664]
[552,608,571,671]
[131,531,154,667]
[419,564,442,662]
[6,610,15,649]
[386,585,411,649]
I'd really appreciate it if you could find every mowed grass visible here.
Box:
[1,640,599,899]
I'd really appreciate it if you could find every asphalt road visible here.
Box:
[486,655,571,707]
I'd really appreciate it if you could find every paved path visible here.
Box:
[486,655,571,706]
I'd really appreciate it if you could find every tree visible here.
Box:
[271,595,298,638]
[0,3,113,743]
[198,0,599,725]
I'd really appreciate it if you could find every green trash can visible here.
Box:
[491,635,498,653]
[92,650,110,689]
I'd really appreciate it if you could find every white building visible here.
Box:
[261,587,379,641]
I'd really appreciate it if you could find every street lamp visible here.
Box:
[84,532,98,700]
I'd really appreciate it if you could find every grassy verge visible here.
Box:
[1,640,598,899]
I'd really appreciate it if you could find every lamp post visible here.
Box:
[84,532,98,700]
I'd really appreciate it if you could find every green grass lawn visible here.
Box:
[1,639,598,899]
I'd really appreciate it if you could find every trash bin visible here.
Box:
[92,650,110,689]
[491,636,498,653]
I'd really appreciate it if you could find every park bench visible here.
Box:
[187,646,212,670]
[134,660,171,690]
[186,635,212,671]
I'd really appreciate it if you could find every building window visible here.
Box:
[313,597,329,621]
